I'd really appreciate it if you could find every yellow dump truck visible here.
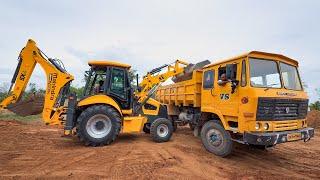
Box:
[156,51,314,157]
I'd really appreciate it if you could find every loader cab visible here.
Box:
[83,61,132,109]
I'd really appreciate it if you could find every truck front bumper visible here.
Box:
[243,127,314,146]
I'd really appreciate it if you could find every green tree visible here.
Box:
[309,88,320,111]
[309,101,320,111]
[129,69,137,84]
[70,86,85,98]
[28,83,37,94]
[0,82,10,102]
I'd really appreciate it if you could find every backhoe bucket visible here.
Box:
[172,60,210,83]
[7,95,44,116]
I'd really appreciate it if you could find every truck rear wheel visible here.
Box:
[76,105,121,146]
[150,118,173,143]
[200,120,233,157]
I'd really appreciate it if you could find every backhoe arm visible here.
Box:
[0,39,74,125]
[136,60,189,104]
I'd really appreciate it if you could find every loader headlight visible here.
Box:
[255,122,260,130]
[263,123,269,130]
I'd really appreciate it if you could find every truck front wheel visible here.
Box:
[76,105,121,146]
[200,120,233,157]
[150,118,173,143]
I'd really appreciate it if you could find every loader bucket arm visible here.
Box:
[136,60,189,105]
[0,39,74,125]
[0,49,37,108]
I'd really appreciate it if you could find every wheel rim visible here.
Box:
[157,124,169,138]
[86,114,112,139]
[206,129,223,147]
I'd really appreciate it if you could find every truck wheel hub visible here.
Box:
[207,129,223,147]
[86,114,112,139]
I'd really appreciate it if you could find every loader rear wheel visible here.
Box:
[150,118,173,143]
[76,105,121,146]
[200,120,233,157]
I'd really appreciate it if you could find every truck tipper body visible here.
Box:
[156,51,314,157]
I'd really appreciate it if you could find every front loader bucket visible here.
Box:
[7,95,44,116]
[172,60,210,83]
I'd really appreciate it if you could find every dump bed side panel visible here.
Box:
[156,70,203,107]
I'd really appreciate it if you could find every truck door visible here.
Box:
[201,68,216,111]
[215,64,240,117]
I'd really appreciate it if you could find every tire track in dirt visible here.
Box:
[0,120,319,179]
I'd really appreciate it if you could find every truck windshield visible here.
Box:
[280,62,302,90]
[249,58,281,88]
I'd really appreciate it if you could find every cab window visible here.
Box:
[83,69,107,96]
[203,70,214,89]
[218,67,226,80]
[241,60,247,86]
[110,68,126,98]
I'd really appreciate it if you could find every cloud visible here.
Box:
[0,68,14,75]
[0,0,319,102]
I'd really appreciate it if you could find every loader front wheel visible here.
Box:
[150,118,173,143]
[76,105,121,146]
[200,120,233,157]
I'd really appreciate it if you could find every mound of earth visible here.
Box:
[306,110,320,129]
[0,118,319,179]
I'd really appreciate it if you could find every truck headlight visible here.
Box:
[263,123,269,130]
[255,122,260,130]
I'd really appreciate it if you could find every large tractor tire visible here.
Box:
[200,120,233,157]
[76,105,121,146]
[150,118,173,143]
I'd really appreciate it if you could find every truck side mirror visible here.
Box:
[226,64,237,80]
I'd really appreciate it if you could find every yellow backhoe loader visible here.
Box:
[0,39,190,146]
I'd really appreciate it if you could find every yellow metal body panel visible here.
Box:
[156,51,308,134]
[88,61,131,69]
[122,109,133,115]
[142,98,161,116]
[204,51,299,69]
[156,70,202,107]
[77,95,122,115]
[122,116,147,133]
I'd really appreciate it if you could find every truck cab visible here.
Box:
[201,51,313,147]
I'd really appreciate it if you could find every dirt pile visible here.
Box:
[306,110,320,129]
[7,95,44,116]
[0,119,319,179]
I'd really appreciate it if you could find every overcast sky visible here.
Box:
[0,0,319,102]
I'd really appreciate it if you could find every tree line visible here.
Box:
[0,78,319,111]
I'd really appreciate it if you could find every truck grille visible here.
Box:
[273,121,298,131]
[256,98,308,121]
